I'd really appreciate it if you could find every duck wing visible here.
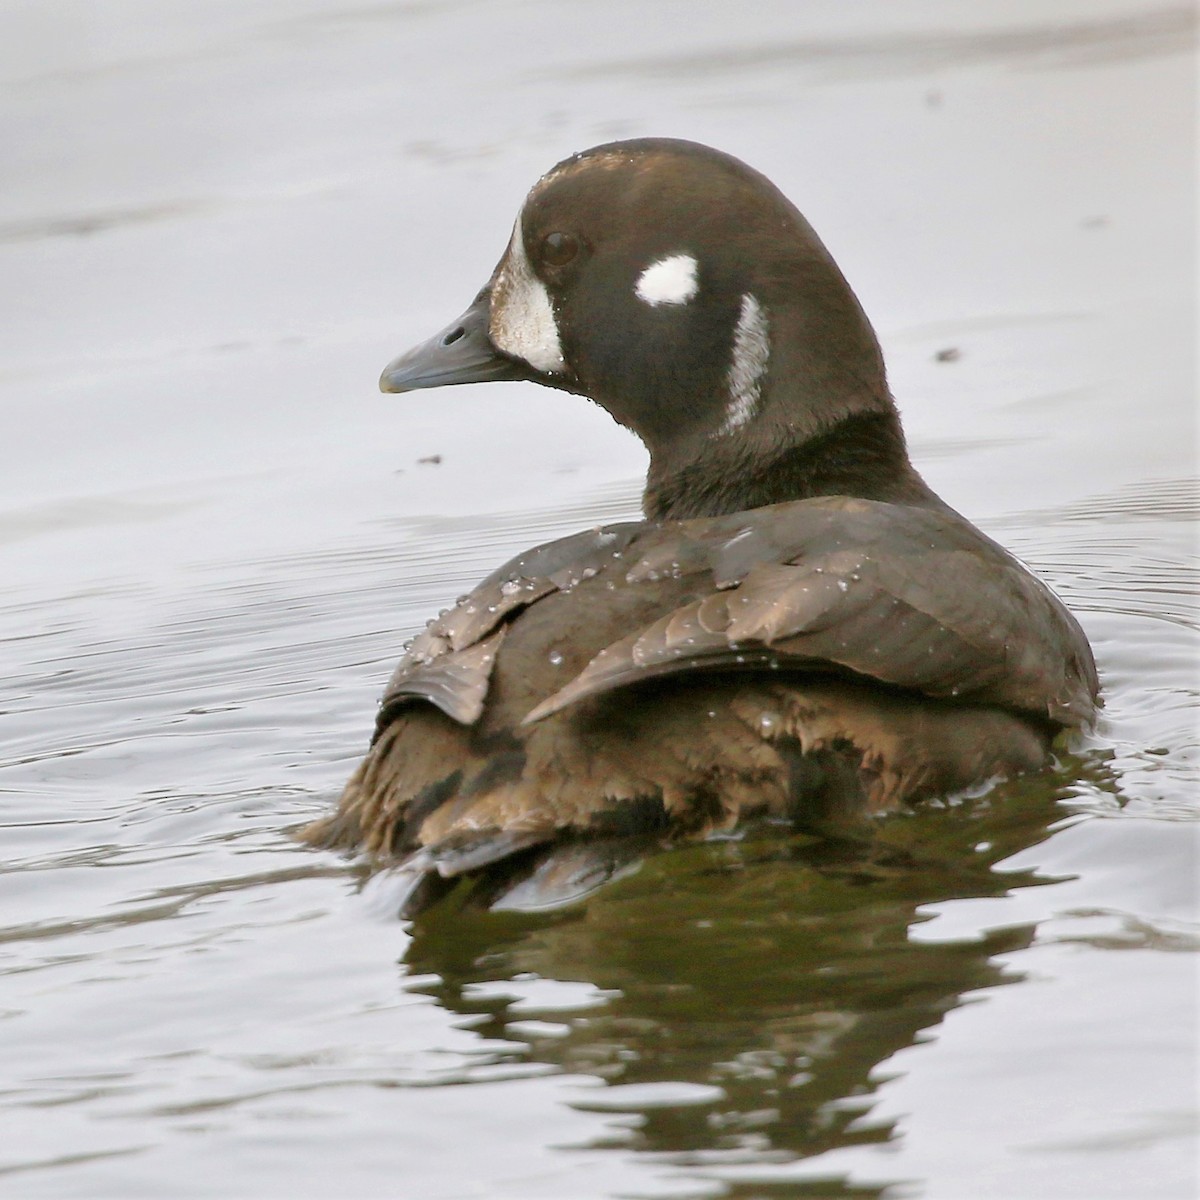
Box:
[377,497,1096,739]
[527,497,1098,728]
[372,521,641,732]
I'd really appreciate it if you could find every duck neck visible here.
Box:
[643,410,943,521]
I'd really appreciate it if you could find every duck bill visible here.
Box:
[379,288,533,393]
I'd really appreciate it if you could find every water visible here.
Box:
[1,1,1196,1197]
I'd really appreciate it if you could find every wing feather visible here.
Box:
[524,503,1096,727]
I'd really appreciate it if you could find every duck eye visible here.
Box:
[538,232,580,268]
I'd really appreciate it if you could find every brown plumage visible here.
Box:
[304,139,1098,915]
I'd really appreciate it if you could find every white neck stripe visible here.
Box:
[719,293,770,435]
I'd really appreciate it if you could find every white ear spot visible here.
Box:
[489,218,566,374]
[635,253,699,307]
[718,293,770,435]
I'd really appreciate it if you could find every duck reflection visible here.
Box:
[399,760,1102,1177]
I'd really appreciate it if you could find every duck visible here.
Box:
[304,137,1099,916]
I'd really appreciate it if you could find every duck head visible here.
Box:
[381,138,933,519]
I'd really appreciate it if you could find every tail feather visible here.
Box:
[309,676,1052,919]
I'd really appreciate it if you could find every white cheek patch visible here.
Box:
[718,293,770,435]
[635,253,699,307]
[489,219,566,375]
